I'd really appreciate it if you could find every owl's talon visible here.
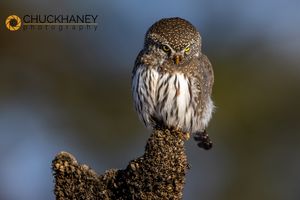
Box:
[170,127,190,140]
[182,132,190,140]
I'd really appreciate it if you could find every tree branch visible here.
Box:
[52,128,189,199]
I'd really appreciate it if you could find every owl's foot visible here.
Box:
[182,132,190,140]
[170,127,190,141]
[194,130,213,150]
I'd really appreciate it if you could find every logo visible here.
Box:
[5,14,98,32]
[6,15,22,31]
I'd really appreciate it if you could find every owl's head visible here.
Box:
[144,17,201,65]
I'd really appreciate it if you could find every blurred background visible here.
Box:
[1,0,300,199]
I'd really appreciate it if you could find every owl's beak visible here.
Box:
[173,55,182,65]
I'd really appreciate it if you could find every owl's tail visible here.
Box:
[194,130,213,150]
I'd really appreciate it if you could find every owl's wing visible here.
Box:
[197,53,214,97]
[132,50,145,78]
[193,54,214,149]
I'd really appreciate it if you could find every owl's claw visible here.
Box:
[194,130,213,150]
[181,132,190,140]
[171,127,190,141]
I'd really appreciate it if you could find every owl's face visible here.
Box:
[144,17,201,66]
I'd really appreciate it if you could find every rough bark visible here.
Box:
[52,128,189,200]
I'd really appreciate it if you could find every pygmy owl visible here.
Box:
[131,17,214,150]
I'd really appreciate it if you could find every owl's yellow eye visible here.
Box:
[184,47,190,53]
[162,45,170,52]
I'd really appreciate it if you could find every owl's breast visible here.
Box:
[155,71,191,115]
[152,69,198,131]
[132,65,213,133]
[153,69,213,133]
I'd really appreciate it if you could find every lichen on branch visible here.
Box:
[52,129,189,200]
